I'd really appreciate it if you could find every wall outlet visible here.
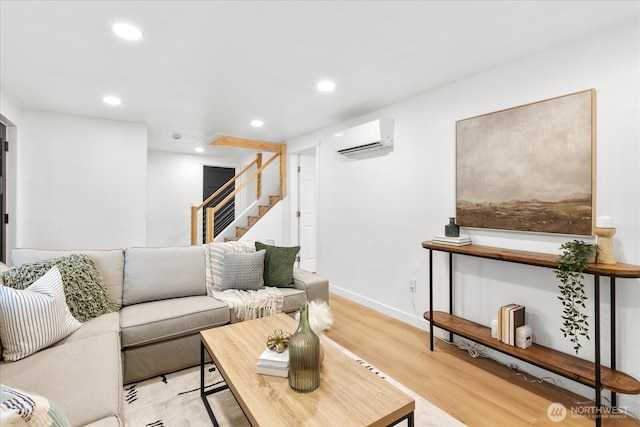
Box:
[408,278,416,293]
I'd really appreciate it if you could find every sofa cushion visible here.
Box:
[0,331,122,427]
[2,254,118,323]
[120,296,229,348]
[10,248,125,308]
[0,384,70,426]
[54,312,120,347]
[255,242,299,288]
[0,267,82,361]
[123,246,206,305]
[220,250,266,291]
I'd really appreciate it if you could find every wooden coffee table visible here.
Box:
[200,313,415,426]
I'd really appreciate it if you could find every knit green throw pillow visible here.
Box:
[1,254,118,322]
[255,242,299,288]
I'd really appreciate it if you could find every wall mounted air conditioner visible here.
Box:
[334,118,394,156]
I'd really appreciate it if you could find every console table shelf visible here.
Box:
[424,311,640,394]
[422,240,640,426]
[422,241,640,278]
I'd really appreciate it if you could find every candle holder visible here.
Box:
[593,227,617,264]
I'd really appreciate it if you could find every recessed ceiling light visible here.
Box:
[102,95,122,105]
[334,132,343,137]
[317,80,336,92]
[195,147,204,153]
[251,120,264,128]
[112,23,143,41]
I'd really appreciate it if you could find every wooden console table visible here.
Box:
[422,241,640,426]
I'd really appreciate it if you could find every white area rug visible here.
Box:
[124,337,466,427]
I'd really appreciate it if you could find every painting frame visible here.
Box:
[456,89,596,236]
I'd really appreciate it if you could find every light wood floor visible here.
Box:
[325,293,640,427]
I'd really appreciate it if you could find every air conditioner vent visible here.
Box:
[336,141,384,155]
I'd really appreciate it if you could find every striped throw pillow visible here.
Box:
[205,242,256,293]
[0,385,70,426]
[0,266,81,361]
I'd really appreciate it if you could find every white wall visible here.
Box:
[16,111,148,249]
[146,150,241,247]
[287,22,640,411]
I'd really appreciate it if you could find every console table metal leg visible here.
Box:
[594,275,602,427]
[610,277,617,410]
[429,249,434,351]
[448,252,453,343]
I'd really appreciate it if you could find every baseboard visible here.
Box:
[329,285,432,332]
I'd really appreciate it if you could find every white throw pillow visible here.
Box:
[0,266,81,361]
[220,250,266,291]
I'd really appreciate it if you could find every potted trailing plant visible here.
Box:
[555,240,597,354]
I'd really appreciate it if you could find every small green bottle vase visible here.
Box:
[288,302,320,392]
[444,217,460,237]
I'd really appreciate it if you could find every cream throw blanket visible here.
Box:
[213,287,284,321]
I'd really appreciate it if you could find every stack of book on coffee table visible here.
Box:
[256,348,289,378]
[432,234,472,246]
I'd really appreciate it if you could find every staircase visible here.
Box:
[191,137,286,245]
[226,195,281,241]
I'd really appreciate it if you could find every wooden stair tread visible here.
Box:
[235,195,281,238]
[424,310,640,394]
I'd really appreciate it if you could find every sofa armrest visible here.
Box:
[293,268,329,304]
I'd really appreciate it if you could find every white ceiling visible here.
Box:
[1,1,638,156]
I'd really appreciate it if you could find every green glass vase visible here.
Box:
[288,302,320,392]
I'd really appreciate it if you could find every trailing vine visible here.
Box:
[554,240,597,354]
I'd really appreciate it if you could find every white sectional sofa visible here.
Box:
[0,243,329,426]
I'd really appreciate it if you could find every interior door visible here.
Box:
[0,123,6,262]
[203,166,235,242]
[298,154,317,272]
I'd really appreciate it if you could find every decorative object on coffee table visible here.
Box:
[444,217,460,237]
[266,328,291,353]
[288,302,320,392]
[296,299,333,364]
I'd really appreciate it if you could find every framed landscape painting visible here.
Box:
[456,89,595,236]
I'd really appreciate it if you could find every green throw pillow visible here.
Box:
[1,254,118,322]
[255,242,299,288]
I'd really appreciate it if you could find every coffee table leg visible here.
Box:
[201,341,219,426]
[387,411,414,427]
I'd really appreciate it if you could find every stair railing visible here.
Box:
[191,148,285,244]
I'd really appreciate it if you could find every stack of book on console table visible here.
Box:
[497,303,525,346]
[256,348,289,378]
[432,234,472,246]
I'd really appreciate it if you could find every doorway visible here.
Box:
[297,153,317,272]
[0,122,6,262]
[202,166,235,242]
